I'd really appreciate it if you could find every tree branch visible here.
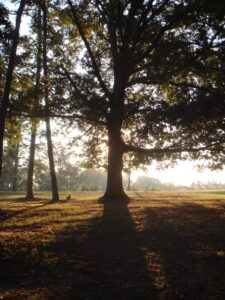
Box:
[8,112,107,126]
[67,0,111,99]
[123,142,223,155]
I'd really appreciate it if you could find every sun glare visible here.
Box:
[132,161,225,187]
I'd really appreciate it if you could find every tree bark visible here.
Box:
[12,142,20,191]
[100,125,129,202]
[0,0,26,178]
[26,127,36,199]
[42,0,59,202]
[100,75,129,202]
[26,7,42,200]
[45,118,59,201]
[102,132,126,200]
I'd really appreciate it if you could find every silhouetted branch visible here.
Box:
[67,0,111,99]
[124,142,224,155]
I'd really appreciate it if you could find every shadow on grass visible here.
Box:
[140,203,225,299]
[44,201,157,299]
[0,197,73,223]
[0,200,48,223]
[1,198,225,299]
[0,206,45,223]
[0,200,158,299]
[134,191,146,198]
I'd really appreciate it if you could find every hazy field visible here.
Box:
[0,191,225,299]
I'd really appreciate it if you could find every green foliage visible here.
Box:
[133,176,174,191]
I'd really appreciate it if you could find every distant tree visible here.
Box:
[134,176,162,191]
[55,145,79,190]
[77,169,107,191]
[0,117,22,191]
[34,158,51,191]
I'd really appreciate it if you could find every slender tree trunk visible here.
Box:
[26,7,42,200]
[42,0,59,202]
[12,142,20,191]
[26,127,37,199]
[127,170,131,191]
[45,118,59,201]
[0,0,26,178]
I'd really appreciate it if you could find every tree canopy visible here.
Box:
[1,0,225,201]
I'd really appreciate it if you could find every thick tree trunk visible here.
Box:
[105,139,124,195]
[26,128,36,199]
[42,0,59,202]
[100,61,131,202]
[100,85,129,202]
[100,128,129,202]
[0,0,26,178]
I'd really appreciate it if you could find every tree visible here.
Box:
[34,158,51,190]
[41,0,59,201]
[26,6,42,200]
[0,0,26,178]
[61,0,225,201]
[55,144,79,190]
[0,4,13,88]
[134,176,163,191]
[0,117,23,191]
[77,169,107,191]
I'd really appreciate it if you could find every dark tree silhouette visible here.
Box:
[0,0,26,178]
[26,7,42,200]
[63,0,225,201]
[41,0,59,202]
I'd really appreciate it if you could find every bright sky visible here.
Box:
[132,161,225,186]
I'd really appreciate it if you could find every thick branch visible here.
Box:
[124,143,223,156]
[57,64,88,103]
[67,0,111,99]
[8,112,107,126]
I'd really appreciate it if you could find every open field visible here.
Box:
[0,190,225,299]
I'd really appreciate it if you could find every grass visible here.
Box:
[0,190,225,299]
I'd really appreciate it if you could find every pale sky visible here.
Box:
[132,161,225,186]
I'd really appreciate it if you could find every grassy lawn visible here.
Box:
[0,191,225,299]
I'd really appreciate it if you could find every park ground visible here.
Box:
[0,190,225,299]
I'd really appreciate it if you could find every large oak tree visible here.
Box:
[59,0,225,201]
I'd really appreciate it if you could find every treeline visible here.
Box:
[191,181,225,190]
[2,137,225,192]
[131,176,174,191]
[0,158,107,192]
[0,163,173,192]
